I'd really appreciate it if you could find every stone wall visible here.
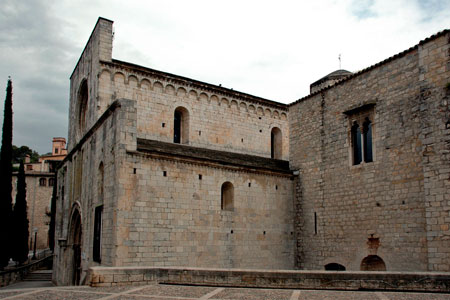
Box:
[97,61,289,160]
[418,33,450,271]
[54,100,124,285]
[113,150,295,269]
[68,17,113,151]
[289,31,449,272]
[12,174,53,250]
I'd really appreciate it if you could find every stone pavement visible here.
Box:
[1,283,450,300]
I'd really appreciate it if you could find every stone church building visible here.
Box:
[53,18,449,285]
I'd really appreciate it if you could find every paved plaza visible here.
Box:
[1,283,450,300]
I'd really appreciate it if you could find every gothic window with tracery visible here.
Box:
[345,104,375,166]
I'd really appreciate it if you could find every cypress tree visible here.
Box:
[49,173,57,252]
[0,79,13,269]
[12,161,29,265]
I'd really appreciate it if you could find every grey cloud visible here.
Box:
[0,0,75,154]
[350,0,376,19]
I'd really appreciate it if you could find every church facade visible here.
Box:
[53,18,449,285]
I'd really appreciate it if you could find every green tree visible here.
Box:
[12,161,29,265]
[0,79,13,269]
[12,145,39,164]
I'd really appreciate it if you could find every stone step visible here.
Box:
[24,270,52,281]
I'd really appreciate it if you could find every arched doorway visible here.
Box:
[360,255,386,271]
[70,209,82,285]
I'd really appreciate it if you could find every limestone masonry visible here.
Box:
[12,138,67,251]
[53,17,450,285]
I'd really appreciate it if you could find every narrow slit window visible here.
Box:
[93,205,103,263]
[174,111,181,143]
[314,212,317,235]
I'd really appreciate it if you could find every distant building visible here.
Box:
[12,138,67,251]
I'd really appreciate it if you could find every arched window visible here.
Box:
[173,106,189,144]
[325,263,346,271]
[360,255,386,271]
[221,181,234,211]
[49,178,55,187]
[78,80,88,134]
[39,178,47,186]
[271,127,282,159]
[363,118,373,163]
[351,121,362,165]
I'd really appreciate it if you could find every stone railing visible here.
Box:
[88,266,450,292]
[0,252,53,287]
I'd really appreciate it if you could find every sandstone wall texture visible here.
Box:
[289,32,449,272]
[12,174,53,250]
[54,18,293,286]
[54,17,449,286]
[97,61,289,160]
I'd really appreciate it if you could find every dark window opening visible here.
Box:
[173,107,189,144]
[221,181,234,211]
[55,148,59,154]
[363,118,373,162]
[39,178,47,186]
[174,110,181,143]
[78,80,88,134]
[352,122,362,165]
[93,205,103,263]
[325,263,346,271]
[163,171,167,177]
[271,127,282,159]
[199,174,202,180]
[314,212,317,235]
[49,178,55,187]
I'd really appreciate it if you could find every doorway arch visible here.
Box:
[360,255,386,271]
[69,207,82,285]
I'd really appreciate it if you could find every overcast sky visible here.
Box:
[0,0,449,154]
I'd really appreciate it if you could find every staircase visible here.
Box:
[23,270,52,281]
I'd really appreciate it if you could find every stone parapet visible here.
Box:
[89,266,450,292]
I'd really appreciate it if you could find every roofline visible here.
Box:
[70,17,114,79]
[310,69,352,88]
[102,59,289,111]
[136,138,291,175]
[289,29,450,107]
